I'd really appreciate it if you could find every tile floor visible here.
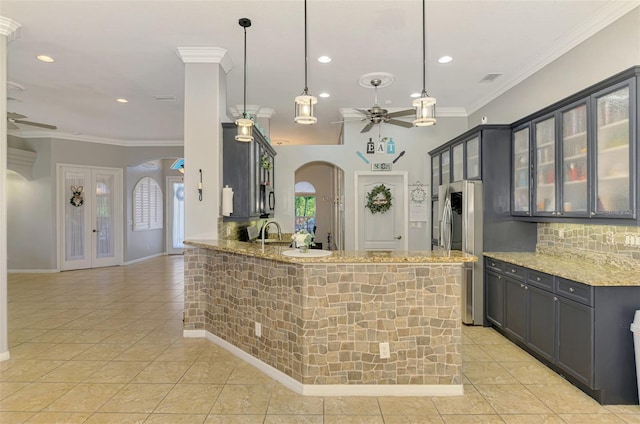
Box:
[1,255,639,423]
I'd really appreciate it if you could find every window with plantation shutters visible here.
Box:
[133,177,163,231]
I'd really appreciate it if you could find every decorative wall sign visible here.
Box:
[356,151,370,164]
[393,150,406,164]
[366,138,375,154]
[371,162,392,171]
[365,184,392,214]
[386,138,396,154]
[376,140,386,154]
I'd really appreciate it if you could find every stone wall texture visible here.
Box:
[184,247,462,386]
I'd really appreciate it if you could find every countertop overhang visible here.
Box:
[185,239,477,264]
[484,251,639,287]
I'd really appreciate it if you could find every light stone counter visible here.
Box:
[484,251,640,287]
[183,241,473,397]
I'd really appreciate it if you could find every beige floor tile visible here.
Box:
[83,412,148,423]
[499,362,567,385]
[98,383,173,413]
[463,328,510,345]
[475,384,552,414]
[267,388,323,415]
[24,411,91,423]
[440,415,504,424]
[210,385,271,415]
[608,406,640,414]
[323,416,385,424]
[462,344,494,362]
[113,343,169,362]
[181,361,236,384]
[0,360,64,382]
[38,360,108,383]
[73,343,133,361]
[557,413,625,423]
[225,362,273,385]
[526,384,608,414]
[482,344,534,362]
[384,415,445,424]
[263,415,323,424]
[84,361,150,383]
[499,414,565,423]
[0,411,35,423]
[144,414,207,424]
[7,329,48,345]
[7,343,59,360]
[34,343,95,361]
[323,396,381,415]
[27,330,79,343]
[154,383,223,414]
[0,382,76,412]
[45,383,123,412]
[463,361,519,385]
[132,361,191,384]
[618,415,640,423]
[433,386,496,415]
[154,344,204,362]
[197,346,239,363]
[377,396,438,416]
[101,331,150,345]
[204,415,265,424]
[0,382,30,400]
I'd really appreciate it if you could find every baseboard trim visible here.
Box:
[0,351,11,362]
[8,269,58,274]
[123,253,165,266]
[183,329,464,397]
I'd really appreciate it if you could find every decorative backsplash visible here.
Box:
[537,223,640,271]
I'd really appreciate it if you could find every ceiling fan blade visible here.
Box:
[331,118,367,124]
[354,108,371,117]
[360,122,375,133]
[7,112,27,119]
[386,109,415,118]
[387,119,414,129]
[7,121,19,130]
[14,119,58,130]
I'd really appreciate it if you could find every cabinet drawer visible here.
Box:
[505,264,525,281]
[527,270,554,291]
[556,278,594,307]
[485,258,504,273]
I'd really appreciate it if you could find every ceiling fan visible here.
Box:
[7,112,57,130]
[348,79,415,133]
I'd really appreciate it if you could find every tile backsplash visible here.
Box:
[537,223,640,271]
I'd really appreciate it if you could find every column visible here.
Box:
[0,17,21,361]
[176,47,233,240]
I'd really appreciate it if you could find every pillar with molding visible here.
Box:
[0,17,21,361]
[176,47,233,240]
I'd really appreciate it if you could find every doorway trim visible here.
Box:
[166,175,185,255]
[354,171,408,251]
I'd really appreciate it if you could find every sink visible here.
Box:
[281,249,332,258]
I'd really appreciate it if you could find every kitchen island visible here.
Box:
[183,240,476,396]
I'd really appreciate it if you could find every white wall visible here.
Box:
[469,7,640,125]
[272,116,468,251]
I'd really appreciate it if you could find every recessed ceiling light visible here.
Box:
[36,55,54,63]
[116,98,128,103]
[319,92,330,98]
[317,56,331,63]
[438,56,453,64]
[410,92,421,98]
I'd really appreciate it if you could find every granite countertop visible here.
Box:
[484,251,639,287]
[185,239,477,264]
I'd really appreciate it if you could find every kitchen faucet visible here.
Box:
[260,220,282,251]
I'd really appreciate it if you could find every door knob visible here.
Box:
[394,236,402,240]
[92,229,97,233]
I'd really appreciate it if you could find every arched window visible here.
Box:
[294,181,316,233]
[133,177,163,231]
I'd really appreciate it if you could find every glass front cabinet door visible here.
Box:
[533,115,556,215]
[466,136,480,179]
[441,150,451,185]
[452,142,464,182]
[431,155,440,197]
[512,125,531,215]
[592,79,636,218]
[560,101,589,216]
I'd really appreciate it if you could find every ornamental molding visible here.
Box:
[0,17,21,42]
[175,47,233,73]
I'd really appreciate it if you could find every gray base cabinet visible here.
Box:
[484,256,640,404]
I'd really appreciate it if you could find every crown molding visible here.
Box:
[0,17,21,42]
[8,129,183,147]
[175,47,233,73]
[228,104,275,119]
[466,1,640,114]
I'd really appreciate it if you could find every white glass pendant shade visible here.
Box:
[413,95,437,126]
[294,94,318,124]
[235,118,254,142]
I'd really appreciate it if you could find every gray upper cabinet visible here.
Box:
[511,67,639,222]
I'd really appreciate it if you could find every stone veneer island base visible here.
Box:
[183,240,477,396]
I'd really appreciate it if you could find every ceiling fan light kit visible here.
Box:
[294,0,318,125]
[235,17,254,142]
[413,0,437,127]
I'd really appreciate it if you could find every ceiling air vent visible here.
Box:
[479,73,503,83]
[153,95,179,102]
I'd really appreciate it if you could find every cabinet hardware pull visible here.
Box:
[497,276,501,279]
[511,269,516,273]
[525,286,528,290]
[554,297,558,301]
[520,283,524,288]
[569,287,575,293]
[536,277,541,281]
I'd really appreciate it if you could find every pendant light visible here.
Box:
[294,0,317,124]
[236,18,254,142]
[413,0,436,127]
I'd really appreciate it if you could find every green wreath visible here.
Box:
[365,184,393,214]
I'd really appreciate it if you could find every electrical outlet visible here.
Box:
[255,322,262,337]
[625,234,633,246]
[635,235,640,247]
[606,232,615,245]
[379,342,390,359]
[558,229,564,239]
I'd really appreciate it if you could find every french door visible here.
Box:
[166,176,185,255]
[58,165,123,271]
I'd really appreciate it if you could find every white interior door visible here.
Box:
[59,165,122,271]
[166,176,185,255]
[355,172,408,251]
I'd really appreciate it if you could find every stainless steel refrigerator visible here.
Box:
[438,180,483,325]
